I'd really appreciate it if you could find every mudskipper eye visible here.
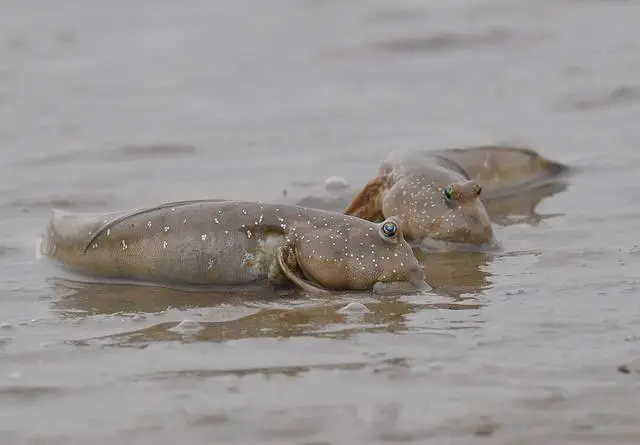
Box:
[473,183,482,197]
[382,221,398,238]
[443,184,455,201]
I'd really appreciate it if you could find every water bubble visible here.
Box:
[337,302,371,314]
[325,176,348,191]
[168,320,204,334]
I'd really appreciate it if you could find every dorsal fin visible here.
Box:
[81,199,230,254]
[429,154,471,179]
[343,175,389,222]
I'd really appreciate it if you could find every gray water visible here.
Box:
[2,0,640,443]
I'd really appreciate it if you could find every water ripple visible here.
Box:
[369,28,515,54]
[139,356,413,380]
[7,194,114,211]
[556,85,640,112]
[0,385,68,402]
[114,143,199,159]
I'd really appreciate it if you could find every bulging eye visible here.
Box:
[381,221,398,238]
[473,183,482,197]
[443,184,455,200]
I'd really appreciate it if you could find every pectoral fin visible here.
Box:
[275,242,332,294]
[372,279,431,295]
[267,252,294,288]
[343,176,388,222]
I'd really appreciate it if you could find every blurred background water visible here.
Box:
[1,0,640,443]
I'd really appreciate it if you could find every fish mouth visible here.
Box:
[372,279,431,295]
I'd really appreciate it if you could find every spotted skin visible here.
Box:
[41,200,428,294]
[344,151,497,250]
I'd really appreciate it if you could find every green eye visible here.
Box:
[473,184,482,197]
[443,185,455,200]
[381,221,398,238]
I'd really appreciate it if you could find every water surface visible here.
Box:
[1,0,640,443]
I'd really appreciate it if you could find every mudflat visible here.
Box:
[1,1,639,444]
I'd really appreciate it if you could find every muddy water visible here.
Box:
[2,0,640,443]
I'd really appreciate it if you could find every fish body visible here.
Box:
[344,146,570,250]
[41,200,428,294]
[345,151,496,250]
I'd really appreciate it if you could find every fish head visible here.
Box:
[382,172,497,250]
[279,215,429,295]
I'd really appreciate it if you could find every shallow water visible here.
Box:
[2,0,640,443]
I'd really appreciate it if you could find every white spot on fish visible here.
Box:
[164,226,170,232]
[163,241,168,249]
[147,221,152,228]
[208,258,214,270]
[201,234,207,241]
[106,229,110,236]
[121,240,128,250]
[214,217,220,224]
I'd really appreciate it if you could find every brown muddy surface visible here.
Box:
[1,0,640,444]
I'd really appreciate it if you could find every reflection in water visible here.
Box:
[482,181,569,227]
[69,295,482,348]
[416,249,494,298]
[50,266,486,349]
[49,278,293,316]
